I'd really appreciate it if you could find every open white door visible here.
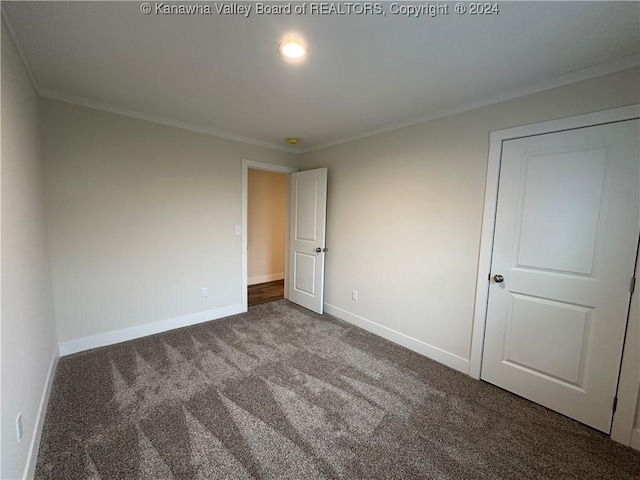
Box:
[481,119,639,433]
[288,168,328,314]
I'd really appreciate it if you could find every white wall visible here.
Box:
[300,67,640,372]
[40,99,298,345]
[248,169,287,284]
[1,23,59,479]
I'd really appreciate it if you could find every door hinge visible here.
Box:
[631,276,636,295]
[613,396,618,413]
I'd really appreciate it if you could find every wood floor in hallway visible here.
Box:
[248,279,284,306]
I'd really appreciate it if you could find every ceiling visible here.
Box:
[3,1,639,152]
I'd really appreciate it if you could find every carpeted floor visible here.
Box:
[36,300,640,479]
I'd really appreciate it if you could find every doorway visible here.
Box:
[247,168,288,306]
[482,119,639,433]
[241,160,298,310]
[470,105,640,442]
[241,160,329,314]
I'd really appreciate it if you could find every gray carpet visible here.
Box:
[35,300,640,479]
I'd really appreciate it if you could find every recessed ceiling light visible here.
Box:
[278,41,305,59]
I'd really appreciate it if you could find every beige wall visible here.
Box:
[248,169,287,284]
[300,67,640,368]
[41,99,298,343]
[1,23,59,479]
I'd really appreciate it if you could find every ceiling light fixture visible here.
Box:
[286,137,300,145]
[278,40,305,59]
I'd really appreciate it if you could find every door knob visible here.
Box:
[493,274,504,283]
[316,247,322,253]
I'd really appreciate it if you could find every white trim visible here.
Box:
[632,429,640,451]
[241,159,298,312]
[324,303,470,374]
[243,160,299,174]
[469,139,503,379]
[301,54,640,153]
[59,304,243,356]
[470,105,640,443]
[489,105,640,142]
[22,346,59,480]
[248,273,285,285]
[610,244,640,446]
[38,89,299,154]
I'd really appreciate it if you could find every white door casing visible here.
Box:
[480,119,639,433]
[241,159,298,311]
[288,168,328,314]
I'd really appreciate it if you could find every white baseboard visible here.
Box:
[323,303,470,374]
[632,429,640,451]
[248,273,285,285]
[59,304,244,356]
[23,345,60,480]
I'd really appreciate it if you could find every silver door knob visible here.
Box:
[316,247,322,253]
[493,274,504,283]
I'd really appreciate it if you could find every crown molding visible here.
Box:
[300,53,640,153]
[1,6,41,94]
[6,2,637,158]
[5,2,298,154]
[37,89,300,154]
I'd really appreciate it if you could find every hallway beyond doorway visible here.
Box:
[248,280,284,306]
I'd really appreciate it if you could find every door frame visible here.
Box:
[468,104,640,445]
[241,159,298,311]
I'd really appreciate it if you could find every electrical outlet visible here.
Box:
[201,287,209,298]
[234,225,242,235]
[16,412,23,443]
[352,290,358,301]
